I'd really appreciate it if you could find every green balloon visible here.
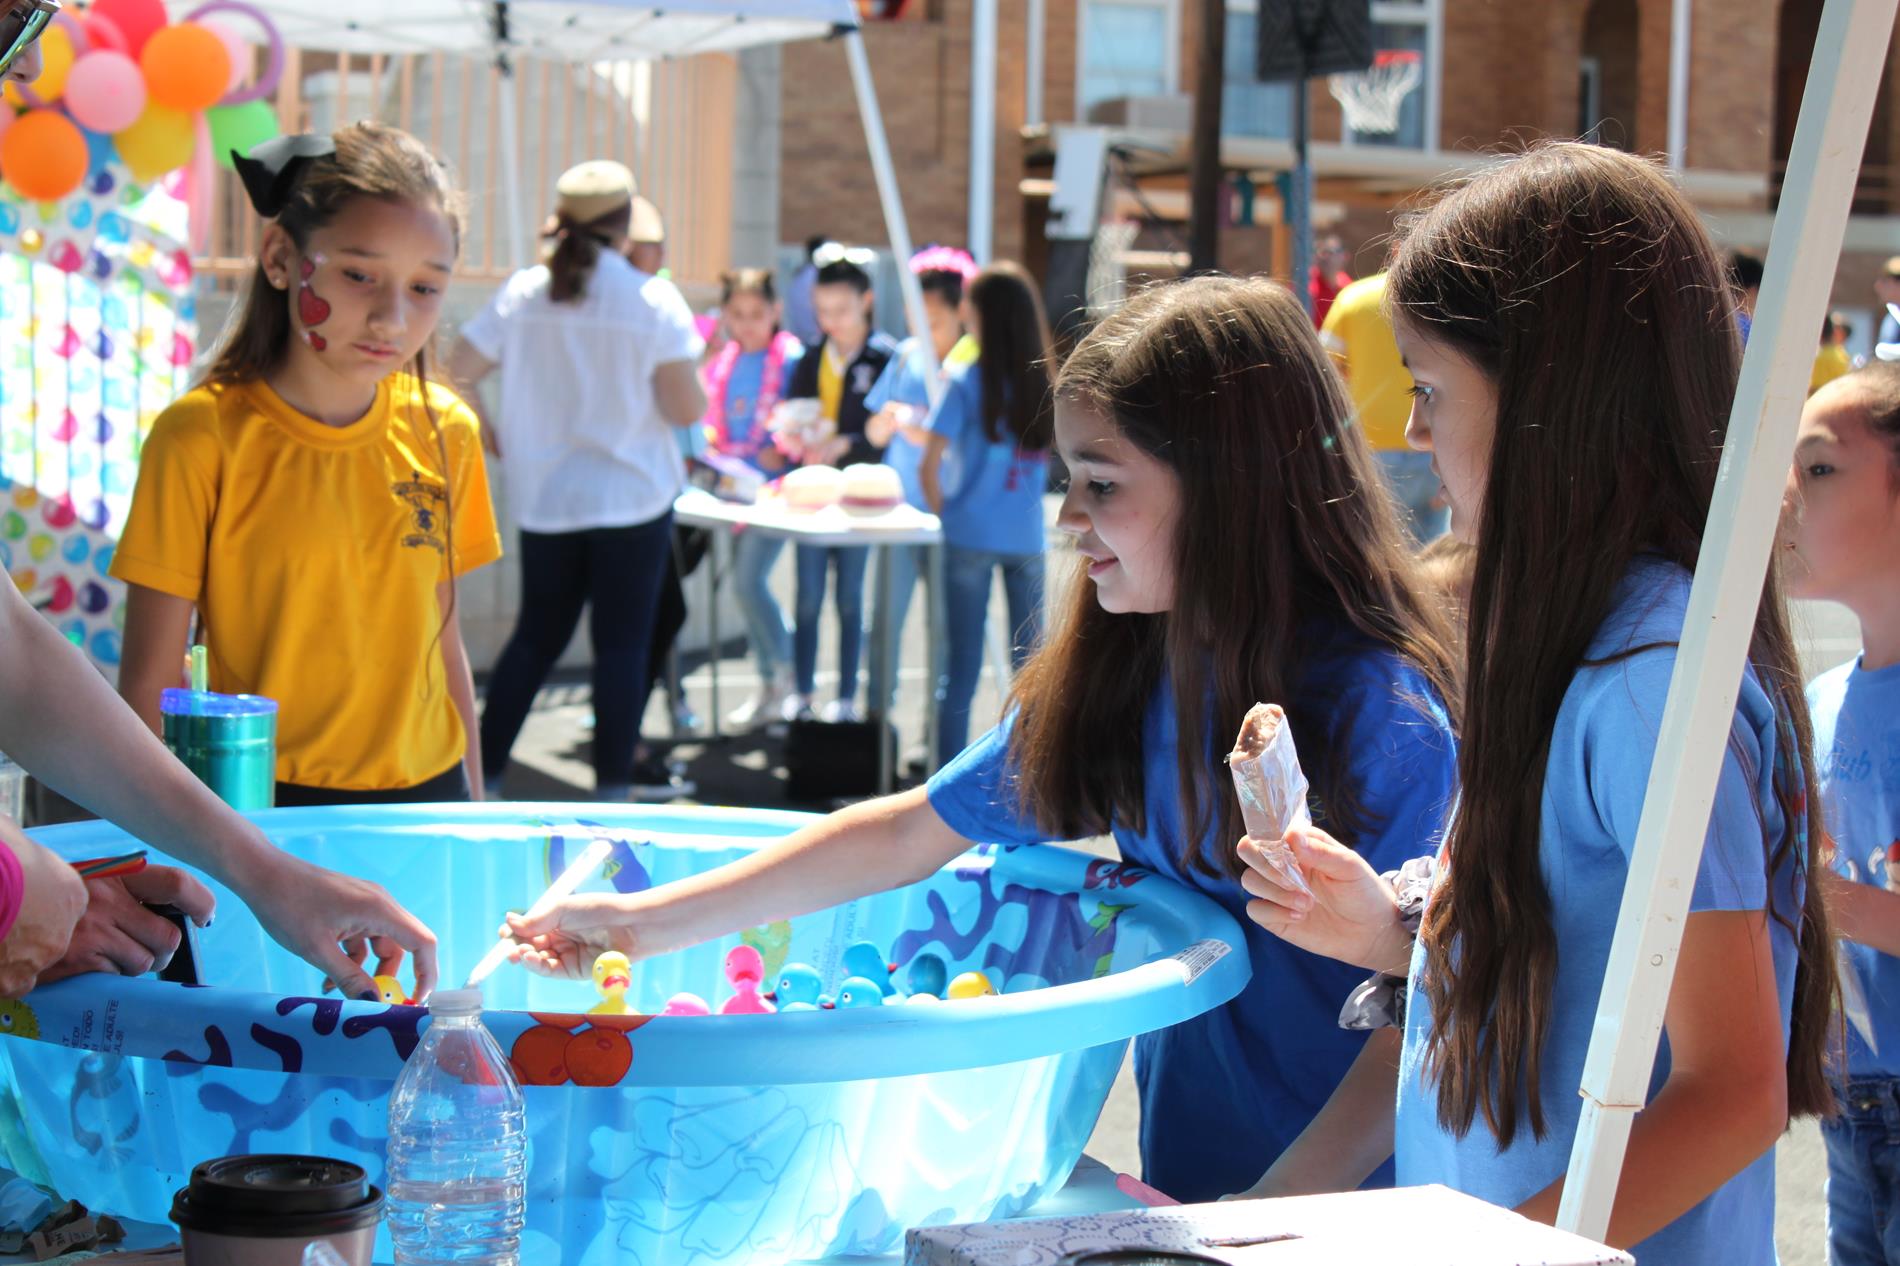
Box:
[206,101,280,173]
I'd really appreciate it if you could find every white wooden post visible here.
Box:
[1557,0,1899,1240]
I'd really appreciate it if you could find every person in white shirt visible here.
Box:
[449,161,707,801]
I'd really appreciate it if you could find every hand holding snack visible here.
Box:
[1227,703,1313,899]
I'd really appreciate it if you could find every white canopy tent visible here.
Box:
[232,0,940,382]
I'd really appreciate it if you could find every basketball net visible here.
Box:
[1328,50,1422,136]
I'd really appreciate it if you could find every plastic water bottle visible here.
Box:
[385,988,527,1265]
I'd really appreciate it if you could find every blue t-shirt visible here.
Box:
[927,362,1048,556]
[1811,656,1900,1076]
[927,632,1457,1202]
[864,339,933,510]
[1397,558,1800,1266]
[710,344,803,473]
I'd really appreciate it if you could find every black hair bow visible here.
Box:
[233,134,337,219]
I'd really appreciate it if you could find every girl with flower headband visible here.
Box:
[117,124,502,809]
[702,268,806,729]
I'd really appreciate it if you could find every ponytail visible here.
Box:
[544,203,633,305]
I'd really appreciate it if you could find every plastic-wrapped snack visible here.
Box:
[1228,703,1313,898]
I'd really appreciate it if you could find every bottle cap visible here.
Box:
[428,987,484,1017]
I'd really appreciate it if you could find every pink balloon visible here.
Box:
[186,112,214,255]
[203,21,251,94]
[62,50,147,134]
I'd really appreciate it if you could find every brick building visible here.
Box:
[749,1,1900,354]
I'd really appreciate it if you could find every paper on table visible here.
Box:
[1227,703,1312,899]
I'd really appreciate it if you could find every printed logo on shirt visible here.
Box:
[1833,737,1874,784]
[1868,841,1900,893]
[391,472,447,554]
[852,364,876,396]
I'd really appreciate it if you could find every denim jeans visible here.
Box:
[480,513,672,789]
[938,546,1044,767]
[733,529,791,682]
[794,543,870,701]
[1376,449,1450,544]
[1825,1078,1900,1265]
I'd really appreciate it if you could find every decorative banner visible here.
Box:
[0,169,195,676]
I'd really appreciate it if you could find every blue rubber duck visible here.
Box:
[841,941,898,997]
[770,963,828,1012]
[904,952,948,1000]
[834,976,886,1009]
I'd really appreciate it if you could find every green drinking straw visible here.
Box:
[188,644,208,693]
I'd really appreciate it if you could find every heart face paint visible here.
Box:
[297,254,333,352]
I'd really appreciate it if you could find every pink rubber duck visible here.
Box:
[719,944,776,1015]
[660,992,711,1017]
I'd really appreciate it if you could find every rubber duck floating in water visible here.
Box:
[768,963,828,1011]
[947,971,998,1000]
[590,952,633,1016]
[841,941,898,997]
[719,944,776,1014]
[904,952,948,1001]
[833,976,886,1010]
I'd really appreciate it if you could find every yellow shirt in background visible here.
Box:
[113,375,503,790]
[818,344,845,423]
[1319,273,1414,453]
[1811,343,1852,394]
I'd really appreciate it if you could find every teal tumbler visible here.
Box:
[161,689,278,812]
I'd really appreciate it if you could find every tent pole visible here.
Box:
[969,0,998,265]
[493,2,528,273]
[1556,0,1898,1241]
[843,26,940,398]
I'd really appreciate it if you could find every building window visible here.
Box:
[1078,0,1179,116]
[1342,1,1441,151]
[1224,2,1294,139]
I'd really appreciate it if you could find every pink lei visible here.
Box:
[700,331,801,458]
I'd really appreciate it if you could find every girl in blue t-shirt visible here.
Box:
[700,269,804,728]
[502,274,1462,1202]
[920,263,1056,766]
[1238,144,1834,1265]
[1781,364,1900,1265]
[863,249,977,721]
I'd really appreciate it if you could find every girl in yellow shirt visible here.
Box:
[114,124,501,805]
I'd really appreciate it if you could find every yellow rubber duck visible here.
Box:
[590,951,633,1016]
[946,971,997,1000]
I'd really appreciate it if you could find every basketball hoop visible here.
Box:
[1328,49,1422,136]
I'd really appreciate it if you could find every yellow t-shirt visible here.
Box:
[112,375,503,791]
[1811,343,1852,394]
[1319,273,1413,453]
[818,344,846,423]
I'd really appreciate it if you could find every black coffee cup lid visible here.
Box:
[172,1154,383,1239]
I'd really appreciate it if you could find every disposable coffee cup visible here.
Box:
[161,689,277,812]
[171,1154,382,1266]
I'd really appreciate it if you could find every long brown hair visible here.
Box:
[1009,276,1460,882]
[967,262,1055,448]
[1392,142,1836,1145]
[204,122,470,700]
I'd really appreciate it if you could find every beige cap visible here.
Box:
[555,160,636,224]
[628,195,665,244]
[1885,254,1900,278]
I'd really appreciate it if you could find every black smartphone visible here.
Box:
[147,904,202,986]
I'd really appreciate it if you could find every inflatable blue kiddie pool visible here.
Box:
[0,805,1249,1265]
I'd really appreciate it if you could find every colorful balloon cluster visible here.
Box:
[0,0,282,216]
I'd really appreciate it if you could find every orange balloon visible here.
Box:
[140,24,232,114]
[0,110,86,202]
